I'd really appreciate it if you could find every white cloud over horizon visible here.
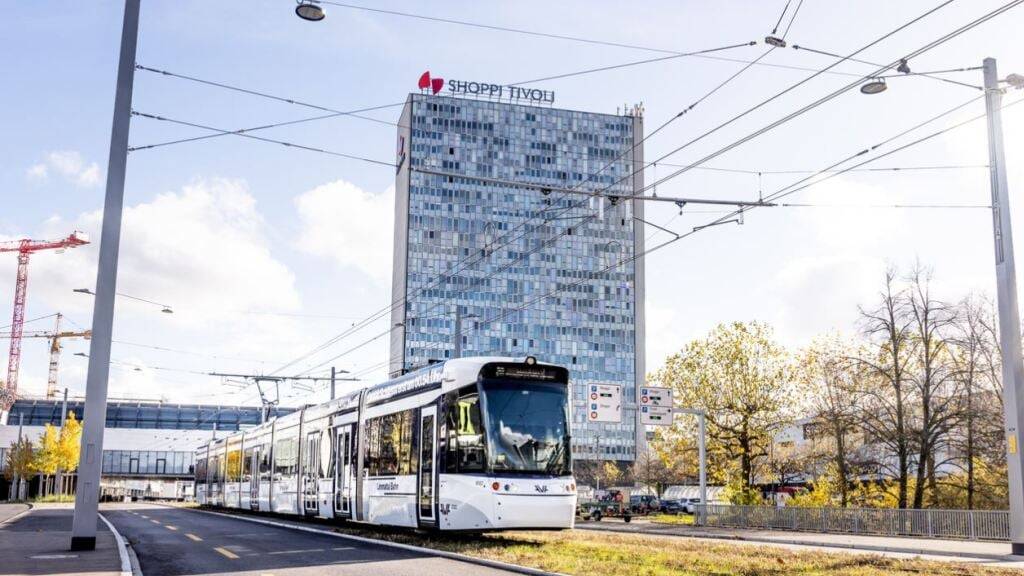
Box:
[294,179,395,285]
[26,150,102,188]
[1,178,314,401]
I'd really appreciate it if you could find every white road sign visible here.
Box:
[587,384,622,423]
[640,404,674,426]
[639,386,673,408]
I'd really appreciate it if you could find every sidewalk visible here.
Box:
[0,502,29,524]
[0,503,125,576]
[578,518,1024,567]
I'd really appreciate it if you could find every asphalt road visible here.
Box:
[101,503,522,576]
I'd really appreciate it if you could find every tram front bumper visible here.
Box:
[492,494,576,529]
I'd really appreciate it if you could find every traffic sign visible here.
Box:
[587,384,621,423]
[640,405,674,426]
[639,386,673,408]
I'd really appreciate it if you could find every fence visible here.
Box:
[696,504,1009,541]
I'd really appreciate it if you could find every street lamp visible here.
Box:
[295,0,326,21]
[859,77,888,94]
[74,287,173,314]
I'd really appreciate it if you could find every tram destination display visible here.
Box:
[587,383,622,423]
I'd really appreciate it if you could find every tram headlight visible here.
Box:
[566,483,576,492]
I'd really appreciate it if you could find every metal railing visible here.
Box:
[696,504,1009,541]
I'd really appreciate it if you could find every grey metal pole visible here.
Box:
[698,410,707,524]
[985,57,1024,555]
[330,366,336,400]
[70,0,140,551]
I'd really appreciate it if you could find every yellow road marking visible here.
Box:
[185,533,202,542]
[165,525,178,531]
[214,547,239,559]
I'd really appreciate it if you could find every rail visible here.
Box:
[695,504,1009,541]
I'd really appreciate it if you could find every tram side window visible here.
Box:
[226,448,242,482]
[195,457,207,484]
[445,387,485,473]
[379,413,399,475]
[210,456,222,483]
[274,436,298,476]
[242,448,254,481]
[259,443,272,476]
[365,418,380,475]
[364,409,419,476]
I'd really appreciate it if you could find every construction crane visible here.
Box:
[0,313,92,399]
[0,231,89,412]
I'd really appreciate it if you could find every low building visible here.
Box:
[0,397,295,500]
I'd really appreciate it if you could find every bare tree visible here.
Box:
[947,294,1006,508]
[904,266,960,509]
[856,268,915,508]
[798,335,863,507]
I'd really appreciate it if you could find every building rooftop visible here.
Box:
[7,398,296,431]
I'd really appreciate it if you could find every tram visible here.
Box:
[194,357,577,530]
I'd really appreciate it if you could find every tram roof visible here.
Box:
[203,356,560,446]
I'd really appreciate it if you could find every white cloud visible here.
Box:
[26,150,102,188]
[26,163,48,182]
[294,180,394,284]
[1,178,312,400]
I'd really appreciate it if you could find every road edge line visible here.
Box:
[186,507,565,576]
[98,512,138,576]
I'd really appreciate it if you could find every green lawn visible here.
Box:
[648,513,695,526]
[196,507,1014,575]
[315,519,1016,576]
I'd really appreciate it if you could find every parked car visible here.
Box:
[629,494,660,514]
[660,499,685,514]
[682,498,703,514]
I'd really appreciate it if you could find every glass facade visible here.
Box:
[392,93,645,461]
[102,450,195,476]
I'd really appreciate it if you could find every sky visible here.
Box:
[1,0,1023,408]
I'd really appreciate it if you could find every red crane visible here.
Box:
[0,231,89,411]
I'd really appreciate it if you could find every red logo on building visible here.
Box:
[418,71,444,95]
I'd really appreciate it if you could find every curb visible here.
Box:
[186,506,565,576]
[98,512,137,576]
[576,523,1018,562]
[0,502,33,527]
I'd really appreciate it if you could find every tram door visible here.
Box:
[418,407,437,524]
[304,432,320,514]
[249,447,260,510]
[334,425,353,516]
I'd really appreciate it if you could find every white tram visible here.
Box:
[194,357,577,530]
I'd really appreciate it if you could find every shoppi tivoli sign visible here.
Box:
[418,71,555,104]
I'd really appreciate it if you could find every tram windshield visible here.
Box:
[481,380,571,475]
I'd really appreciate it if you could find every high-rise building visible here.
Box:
[390,85,645,461]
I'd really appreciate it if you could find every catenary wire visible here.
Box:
[273,45,783,376]
[791,44,984,90]
[316,0,875,78]
[272,0,971,377]
[361,13,1022,373]
[131,111,396,168]
[781,0,806,39]
[130,40,756,152]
